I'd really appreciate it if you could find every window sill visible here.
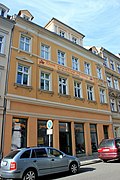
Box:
[74,97,85,102]
[0,53,6,57]
[38,89,54,96]
[14,83,32,91]
[87,100,97,104]
[58,93,71,99]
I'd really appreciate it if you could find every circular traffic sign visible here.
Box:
[47,120,53,129]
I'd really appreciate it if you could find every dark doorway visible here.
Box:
[59,122,72,155]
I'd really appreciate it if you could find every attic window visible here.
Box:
[1,9,5,17]
[23,14,30,21]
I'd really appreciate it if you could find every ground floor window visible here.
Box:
[75,123,85,155]
[103,125,109,139]
[59,122,72,155]
[37,120,53,147]
[11,118,27,150]
[90,124,98,152]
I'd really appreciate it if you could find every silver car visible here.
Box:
[0,147,80,180]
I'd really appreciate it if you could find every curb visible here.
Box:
[80,158,102,166]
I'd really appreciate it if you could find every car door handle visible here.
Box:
[33,160,37,163]
[51,159,54,161]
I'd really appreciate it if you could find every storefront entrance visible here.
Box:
[59,122,72,155]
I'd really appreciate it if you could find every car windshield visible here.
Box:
[4,150,20,159]
[99,139,114,148]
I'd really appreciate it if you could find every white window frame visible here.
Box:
[110,60,115,70]
[20,34,31,52]
[107,76,113,88]
[117,64,120,74]
[0,34,5,54]
[74,81,82,98]
[114,78,119,90]
[58,50,65,65]
[72,36,77,44]
[100,88,106,103]
[72,56,79,71]
[59,76,67,95]
[40,71,51,91]
[16,64,30,86]
[118,100,120,112]
[103,56,109,67]
[87,84,94,101]
[41,44,50,60]
[84,62,91,75]
[97,67,102,79]
[59,30,65,38]
[110,98,117,112]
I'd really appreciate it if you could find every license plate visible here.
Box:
[103,149,109,152]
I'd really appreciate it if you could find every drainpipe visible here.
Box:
[1,20,15,159]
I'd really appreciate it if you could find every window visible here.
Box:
[58,50,65,65]
[107,76,113,88]
[75,123,85,154]
[41,44,50,60]
[48,148,63,157]
[72,56,79,71]
[40,72,50,91]
[33,148,47,158]
[11,118,27,150]
[1,9,5,17]
[118,100,120,112]
[103,126,108,139]
[17,64,30,86]
[97,67,102,79]
[59,30,65,38]
[20,35,31,52]
[110,60,115,70]
[74,81,82,98]
[114,79,119,90]
[100,88,106,103]
[0,35,4,53]
[87,85,94,101]
[59,76,67,95]
[72,36,77,44]
[117,64,120,74]
[90,124,98,152]
[110,98,117,111]
[23,15,30,21]
[20,150,31,159]
[84,62,91,75]
[103,56,108,67]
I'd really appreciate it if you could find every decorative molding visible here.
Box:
[16,56,34,64]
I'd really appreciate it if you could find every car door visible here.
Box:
[47,148,68,173]
[31,148,52,176]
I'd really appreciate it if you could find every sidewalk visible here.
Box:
[79,153,102,166]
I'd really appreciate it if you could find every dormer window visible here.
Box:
[23,14,30,21]
[72,36,77,44]
[1,9,5,17]
[59,30,65,38]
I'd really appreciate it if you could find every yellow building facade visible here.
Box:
[3,10,114,156]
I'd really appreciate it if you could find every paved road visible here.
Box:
[41,160,120,180]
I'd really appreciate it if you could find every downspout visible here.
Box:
[1,20,15,158]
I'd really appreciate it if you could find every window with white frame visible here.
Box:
[72,56,79,71]
[100,88,106,103]
[117,64,120,74]
[40,71,50,91]
[72,36,77,44]
[20,35,31,52]
[110,98,117,111]
[114,78,119,90]
[41,44,50,60]
[17,64,30,85]
[74,81,82,98]
[59,76,67,95]
[103,56,108,67]
[118,100,120,112]
[110,60,115,70]
[58,50,65,65]
[0,35,4,54]
[87,85,94,101]
[59,30,65,38]
[97,67,102,79]
[107,76,113,88]
[84,62,91,75]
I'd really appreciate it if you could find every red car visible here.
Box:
[98,138,120,162]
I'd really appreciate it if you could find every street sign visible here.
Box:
[47,129,53,135]
[47,120,53,129]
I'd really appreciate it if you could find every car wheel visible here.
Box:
[23,169,37,180]
[69,162,78,174]
[103,159,108,163]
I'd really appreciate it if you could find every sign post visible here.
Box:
[47,120,53,147]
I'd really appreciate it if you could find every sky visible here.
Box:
[1,0,120,55]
